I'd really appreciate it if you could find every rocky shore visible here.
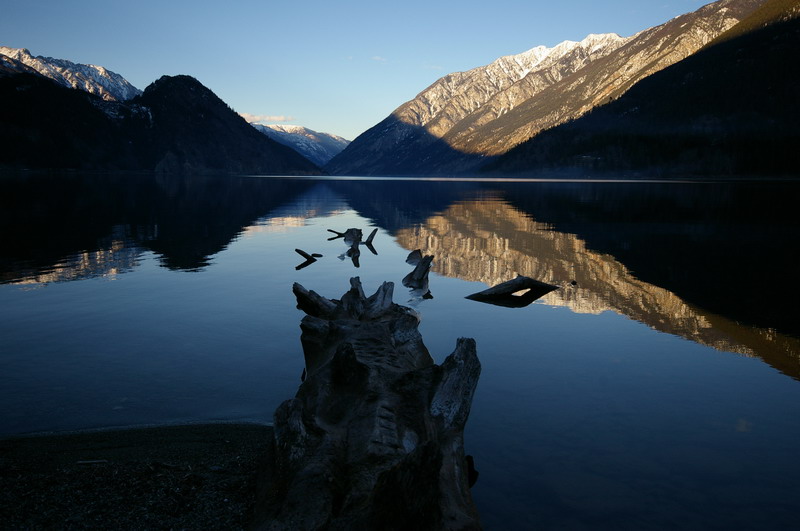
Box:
[0,423,273,529]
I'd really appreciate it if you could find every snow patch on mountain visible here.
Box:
[251,124,350,166]
[0,46,141,101]
[395,32,630,133]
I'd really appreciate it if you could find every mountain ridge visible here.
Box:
[485,0,800,175]
[0,72,321,175]
[251,124,349,166]
[0,46,141,102]
[326,0,768,176]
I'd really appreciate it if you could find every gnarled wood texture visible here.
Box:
[255,277,481,530]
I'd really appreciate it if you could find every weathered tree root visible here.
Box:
[255,278,481,530]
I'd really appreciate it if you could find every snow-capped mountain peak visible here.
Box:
[250,123,350,166]
[391,31,630,134]
[497,32,630,79]
[0,46,141,101]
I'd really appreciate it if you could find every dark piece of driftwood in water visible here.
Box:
[406,249,423,265]
[296,249,322,260]
[330,228,372,266]
[254,278,481,530]
[402,251,434,294]
[364,228,378,255]
[294,249,322,270]
[327,228,362,245]
[341,242,361,268]
[466,275,559,308]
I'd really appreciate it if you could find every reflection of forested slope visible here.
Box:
[497,182,800,337]
[338,180,800,339]
[395,197,800,381]
[0,174,314,281]
[4,227,148,285]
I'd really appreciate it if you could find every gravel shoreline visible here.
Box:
[0,423,273,530]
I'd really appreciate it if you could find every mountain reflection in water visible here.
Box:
[2,174,799,381]
[0,173,317,278]
[395,195,800,379]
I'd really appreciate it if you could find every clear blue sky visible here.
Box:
[1,0,711,140]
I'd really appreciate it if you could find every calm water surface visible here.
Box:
[1,173,799,529]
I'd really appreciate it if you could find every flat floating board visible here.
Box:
[466,275,559,308]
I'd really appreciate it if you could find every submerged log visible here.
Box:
[255,278,481,530]
[466,274,559,308]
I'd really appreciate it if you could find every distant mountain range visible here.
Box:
[0,46,141,102]
[0,70,321,174]
[2,0,798,176]
[251,124,349,166]
[327,0,787,176]
[0,48,341,173]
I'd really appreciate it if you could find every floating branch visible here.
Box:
[326,228,345,240]
[294,249,321,261]
[365,228,379,255]
[294,248,321,270]
[327,228,362,245]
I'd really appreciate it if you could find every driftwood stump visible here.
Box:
[403,250,434,293]
[254,278,481,530]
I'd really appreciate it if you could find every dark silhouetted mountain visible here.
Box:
[486,0,800,175]
[704,0,800,44]
[0,72,142,170]
[327,0,766,176]
[326,114,490,176]
[131,75,320,174]
[0,72,321,175]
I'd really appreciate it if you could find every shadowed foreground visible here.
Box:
[0,423,272,529]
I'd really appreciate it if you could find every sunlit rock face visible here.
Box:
[394,197,800,379]
[327,0,767,175]
[0,46,141,101]
[460,0,765,157]
[394,33,629,140]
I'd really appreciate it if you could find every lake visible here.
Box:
[1,173,799,529]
